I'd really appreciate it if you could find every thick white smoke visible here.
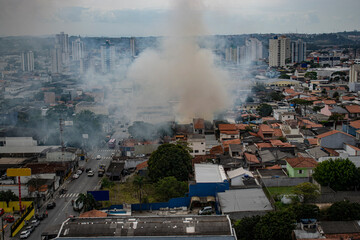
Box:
[127,0,229,122]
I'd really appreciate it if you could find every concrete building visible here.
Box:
[51,45,62,73]
[20,51,34,72]
[245,38,263,62]
[101,40,116,73]
[72,38,84,61]
[291,39,306,63]
[269,36,291,67]
[130,37,136,58]
[55,32,69,67]
[187,134,206,156]
[349,64,360,92]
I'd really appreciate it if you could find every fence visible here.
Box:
[11,202,34,237]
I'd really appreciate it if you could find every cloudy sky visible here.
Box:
[0,0,359,37]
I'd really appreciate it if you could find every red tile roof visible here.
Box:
[316,130,353,139]
[210,145,224,155]
[220,130,239,135]
[286,157,318,168]
[259,124,274,132]
[266,165,282,169]
[273,129,283,137]
[222,139,241,148]
[350,120,360,129]
[345,105,360,114]
[136,161,148,171]
[306,138,318,145]
[322,147,340,156]
[218,124,237,131]
[193,118,205,129]
[244,152,260,164]
[342,96,356,101]
[256,143,273,149]
[323,100,336,105]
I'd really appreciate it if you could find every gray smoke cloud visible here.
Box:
[127,0,230,122]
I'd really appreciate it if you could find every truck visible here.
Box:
[98,164,106,177]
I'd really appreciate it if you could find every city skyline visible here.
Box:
[0,0,360,37]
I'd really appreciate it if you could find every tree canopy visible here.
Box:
[326,201,360,221]
[148,143,192,182]
[255,211,296,240]
[257,103,273,117]
[234,215,261,240]
[270,91,285,101]
[0,190,18,207]
[155,176,188,202]
[292,182,320,203]
[305,71,318,80]
[313,158,360,191]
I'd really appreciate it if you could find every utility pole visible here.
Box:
[59,118,65,154]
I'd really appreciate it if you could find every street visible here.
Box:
[12,139,123,240]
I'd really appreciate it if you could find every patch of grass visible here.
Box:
[102,175,158,207]
[267,186,295,197]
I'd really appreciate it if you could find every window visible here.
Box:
[298,170,303,174]
[202,150,205,152]
[195,150,199,153]
[201,142,204,144]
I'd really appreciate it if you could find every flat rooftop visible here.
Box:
[57,215,235,239]
[194,164,227,183]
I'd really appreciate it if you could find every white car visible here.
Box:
[31,219,40,227]
[96,155,101,160]
[20,230,31,239]
[87,170,95,177]
[76,170,83,175]
[72,174,79,179]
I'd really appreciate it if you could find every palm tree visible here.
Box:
[133,176,145,212]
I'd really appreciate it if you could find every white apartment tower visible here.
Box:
[269,36,291,67]
[245,38,263,62]
[72,38,84,61]
[55,32,70,69]
[20,51,34,72]
[291,39,307,63]
[101,40,116,73]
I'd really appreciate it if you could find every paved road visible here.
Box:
[15,147,115,240]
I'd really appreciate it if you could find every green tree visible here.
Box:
[332,91,339,99]
[77,193,96,212]
[305,71,317,80]
[133,176,145,211]
[255,211,296,240]
[313,158,359,191]
[326,200,360,221]
[101,177,115,189]
[328,113,344,130]
[279,73,290,79]
[251,83,266,93]
[292,182,320,203]
[257,103,273,117]
[155,176,188,202]
[245,96,254,103]
[234,215,261,240]
[270,91,285,101]
[312,106,323,112]
[0,190,18,207]
[289,204,320,221]
[290,99,312,117]
[148,143,192,182]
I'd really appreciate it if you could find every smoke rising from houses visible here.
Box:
[127,0,229,122]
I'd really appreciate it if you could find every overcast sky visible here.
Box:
[0,0,359,37]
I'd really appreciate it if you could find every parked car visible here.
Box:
[76,170,83,175]
[31,219,40,227]
[198,206,213,215]
[96,155,101,160]
[4,215,14,222]
[87,170,95,177]
[25,225,35,233]
[46,201,56,209]
[20,230,31,239]
[85,168,91,173]
[72,174,79,179]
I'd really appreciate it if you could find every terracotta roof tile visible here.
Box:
[256,143,273,149]
[350,120,360,129]
[220,130,239,135]
[307,138,318,145]
[244,152,260,164]
[316,130,353,139]
[218,124,237,131]
[286,157,318,168]
[210,145,224,155]
[222,139,241,148]
[136,161,148,171]
[193,118,205,129]
[345,105,360,114]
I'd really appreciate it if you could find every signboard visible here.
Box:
[87,190,110,201]
[7,168,31,176]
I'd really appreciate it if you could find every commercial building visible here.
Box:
[269,36,291,67]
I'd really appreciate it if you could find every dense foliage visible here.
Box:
[148,143,192,182]
[326,201,360,221]
[289,204,320,221]
[0,190,18,207]
[292,182,320,203]
[257,103,273,117]
[155,176,188,202]
[313,158,360,191]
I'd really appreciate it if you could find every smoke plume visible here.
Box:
[127,0,229,122]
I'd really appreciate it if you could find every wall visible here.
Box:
[0,185,29,198]
[188,182,229,198]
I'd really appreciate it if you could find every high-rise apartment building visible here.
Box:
[130,37,136,58]
[52,32,69,73]
[20,51,34,72]
[291,39,307,63]
[269,36,291,67]
[72,38,84,61]
[245,38,263,62]
[51,45,62,73]
[101,40,116,73]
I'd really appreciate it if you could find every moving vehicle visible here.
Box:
[98,164,106,177]
[4,215,14,222]
[108,139,116,149]
[198,206,214,215]
[73,198,84,211]
[87,170,94,177]
[31,219,40,227]
[20,230,31,239]
[96,155,101,160]
[46,201,56,209]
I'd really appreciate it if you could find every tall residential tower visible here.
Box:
[20,51,34,72]
[101,40,116,73]
[269,36,291,67]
